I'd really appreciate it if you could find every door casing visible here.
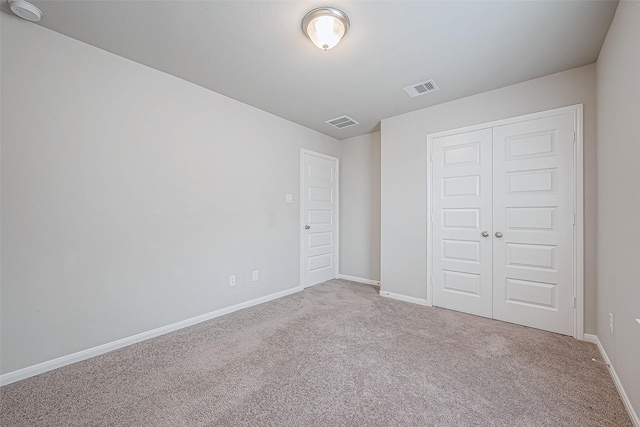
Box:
[426,104,584,339]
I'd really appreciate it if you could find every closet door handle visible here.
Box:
[481,231,489,237]
[495,232,503,238]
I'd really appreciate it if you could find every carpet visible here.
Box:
[0,279,631,426]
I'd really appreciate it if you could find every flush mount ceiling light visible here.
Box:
[302,7,350,51]
[9,0,42,21]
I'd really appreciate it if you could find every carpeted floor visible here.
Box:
[0,279,631,426]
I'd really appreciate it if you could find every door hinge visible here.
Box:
[573,297,576,308]
[572,131,576,143]
[429,152,433,163]
[430,213,433,223]
[573,214,576,225]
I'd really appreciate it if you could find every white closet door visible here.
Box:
[432,129,493,318]
[492,114,575,335]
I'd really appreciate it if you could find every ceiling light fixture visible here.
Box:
[302,7,350,51]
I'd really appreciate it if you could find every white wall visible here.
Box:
[339,132,381,281]
[0,15,340,375]
[380,64,598,331]
[595,1,640,415]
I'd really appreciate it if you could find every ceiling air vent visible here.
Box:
[325,115,359,129]
[403,79,439,98]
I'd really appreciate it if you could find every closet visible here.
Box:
[428,106,582,336]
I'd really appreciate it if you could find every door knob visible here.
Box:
[305,225,310,230]
[481,231,489,237]
[495,232,503,238]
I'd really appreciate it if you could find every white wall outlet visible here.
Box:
[285,193,293,204]
[609,312,614,334]
[229,275,236,287]
[252,270,259,281]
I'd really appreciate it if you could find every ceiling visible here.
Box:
[8,1,618,140]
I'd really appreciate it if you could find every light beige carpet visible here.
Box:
[0,279,631,426]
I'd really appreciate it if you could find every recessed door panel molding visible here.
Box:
[428,105,583,338]
[308,186,333,202]
[443,270,481,296]
[505,278,557,310]
[443,142,481,167]
[442,175,481,197]
[308,252,333,272]
[505,130,556,160]
[308,209,332,224]
[308,162,334,182]
[301,150,339,288]
[308,231,332,248]
[442,208,480,230]
[506,168,557,195]
[506,207,556,231]
[505,243,556,270]
[442,239,481,263]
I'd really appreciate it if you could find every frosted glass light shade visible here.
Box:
[302,8,350,51]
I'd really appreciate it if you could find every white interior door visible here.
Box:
[430,109,578,336]
[301,150,338,288]
[432,129,493,318]
[492,114,575,335]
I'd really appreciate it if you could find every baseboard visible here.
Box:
[0,286,303,387]
[583,334,639,426]
[582,333,599,345]
[379,290,430,306]
[336,274,380,286]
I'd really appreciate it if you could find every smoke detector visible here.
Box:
[403,79,439,98]
[9,0,42,21]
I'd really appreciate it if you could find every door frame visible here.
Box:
[426,104,584,339]
[300,148,340,288]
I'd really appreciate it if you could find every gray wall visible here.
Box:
[596,1,640,414]
[339,132,381,281]
[380,64,598,332]
[0,15,340,374]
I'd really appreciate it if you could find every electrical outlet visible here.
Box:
[609,313,614,334]
[252,270,259,281]
[229,275,236,287]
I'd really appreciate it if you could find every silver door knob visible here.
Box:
[305,225,310,230]
[481,231,489,237]
[495,232,503,238]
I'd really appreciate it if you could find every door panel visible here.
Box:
[492,114,574,335]
[432,129,493,318]
[302,152,337,287]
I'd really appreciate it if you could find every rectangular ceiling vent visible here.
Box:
[403,79,439,98]
[325,115,359,129]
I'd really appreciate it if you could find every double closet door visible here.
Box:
[431,111,576,336]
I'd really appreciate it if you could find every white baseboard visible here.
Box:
[583,334,639,426]
[582,333,599,345]
[379,290,430,306]
[337,274,380,286]
[0,286,303,387]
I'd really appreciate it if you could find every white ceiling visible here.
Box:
[11,0,617,139]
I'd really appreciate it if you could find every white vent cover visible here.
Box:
[403,79,439,98]
[325,115,359,129]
